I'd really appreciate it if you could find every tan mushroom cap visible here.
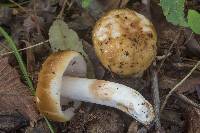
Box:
[36,51,87,121]
[92,9,157,76]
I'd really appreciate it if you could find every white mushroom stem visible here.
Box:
[61,76,155,125]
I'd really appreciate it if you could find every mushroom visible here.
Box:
[92,9,157,76]
[36,51,155,125]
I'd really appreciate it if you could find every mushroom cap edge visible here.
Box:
[36,51,86,121]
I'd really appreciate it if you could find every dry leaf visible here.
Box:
[29,0,57,13]
[82,40,105,79]
[0,41,10,55]
[185,29,200,57]
[0,7,12,25]
[196,86,200,99]
[159,75,200,94]
[85,107,125,133]
[187,107,200,133]
[25,120,51,133]
[159,75,178,89]
[0,57,40,125]
[127,121,138,133]
[0,111,28,132]
[23,15,44,33]
[23,41,35,76]
[176,77,200,94]
[161,110,184,126]
[76,0,129,19]
[68,12,95,30]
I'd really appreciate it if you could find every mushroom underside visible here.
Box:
[59,55,87,120]
[60,55,154,125]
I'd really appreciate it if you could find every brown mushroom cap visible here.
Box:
[36,51,87,121]
[92,9,157,76]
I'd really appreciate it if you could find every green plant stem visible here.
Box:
[0,26,55,133]
[44,116,55,133]
[0,26,35,95]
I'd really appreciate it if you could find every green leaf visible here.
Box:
[187,9,200,34]
[160,0,188,27]
[49,19,94,78]
[81,0,91,8]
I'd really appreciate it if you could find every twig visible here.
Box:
[0,1,30,8]
[8,0,28,13]
[32,0,43,35]
[160,61,200,112]
[57,0,68,19]
[66,0,75,10]
[150,62,161,132]
[158,31,181,72]
[181,57,199,62]
[156,53,172,61]
[172,62,200,71]
[177,93,200,110]
[183,32,193,45]
[0,40,49,56]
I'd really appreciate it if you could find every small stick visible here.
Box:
[67,0,75,10]
[172,62,200,71]
[150,62,161,132]
[57,0,68,19]
[177,93,200,110]
[161,61,200,112]
[183,32,193,45]
[32,0,43,35]
[181,57,199,62]
[8,0,28,13]
[158,31,181,72]
[156,53,172,60]
[0,40,49,56]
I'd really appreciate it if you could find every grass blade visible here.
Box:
[0,26,55,133]
[0,26,35,94]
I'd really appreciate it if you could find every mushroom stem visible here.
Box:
[61,76,155,125]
